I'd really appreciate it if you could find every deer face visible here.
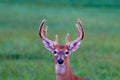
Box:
[53,45,70,65]
[39,19,84,65]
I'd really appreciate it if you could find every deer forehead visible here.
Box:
[55,45,68,51]
[54,46,69,57]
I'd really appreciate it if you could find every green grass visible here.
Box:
[0,2,120,80]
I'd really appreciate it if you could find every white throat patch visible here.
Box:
[55,64,66,74]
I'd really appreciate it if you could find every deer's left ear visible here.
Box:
[68,40,82,52]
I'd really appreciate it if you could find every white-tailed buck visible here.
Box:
[39,19,89,80]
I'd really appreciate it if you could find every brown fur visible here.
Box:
[55,57,87,80]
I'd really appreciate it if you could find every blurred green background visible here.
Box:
[0,0,120,80]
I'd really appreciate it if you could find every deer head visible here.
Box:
[39,19,84,66]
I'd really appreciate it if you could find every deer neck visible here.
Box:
[55,58,75,80]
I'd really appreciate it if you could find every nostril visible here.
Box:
[57,58,64,64]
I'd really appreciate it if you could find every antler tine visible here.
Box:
[65,33,70,44]
[75,24,80,37]
[43,26,48,37]
[39,18,46,38]
[78,19,84,40]
[54,34,58,45]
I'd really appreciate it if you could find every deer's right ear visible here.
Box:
[42,39,55,52]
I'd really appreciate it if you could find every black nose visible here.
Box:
[57,58,64,64]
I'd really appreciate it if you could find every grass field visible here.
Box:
[0,1,120,80]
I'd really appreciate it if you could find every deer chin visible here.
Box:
[56,63,66,74]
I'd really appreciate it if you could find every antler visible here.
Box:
[65,19,84,45]
[39,19,58,45]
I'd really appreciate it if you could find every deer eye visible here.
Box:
[65,51,69,54]
[53,50,58,56]
[53,51,57,54]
